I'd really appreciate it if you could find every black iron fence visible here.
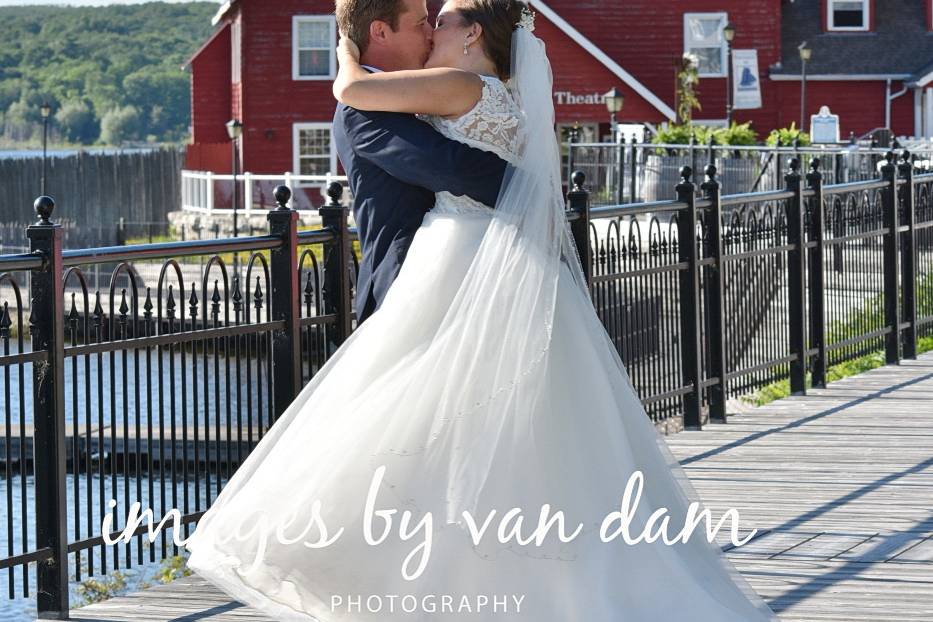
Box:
[566,137,933,206]
[2,152,932,617]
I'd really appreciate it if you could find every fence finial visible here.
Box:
[273,185,292,210]
[571,170,586,192]
[810,157,821,172]
[704,163,717,182]
[898,150,913,175]
[34,196,55,226]
[326,182,343,206]
[679,165,693,184]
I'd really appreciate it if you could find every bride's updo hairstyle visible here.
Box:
[456,0,529,81]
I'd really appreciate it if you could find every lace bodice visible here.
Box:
[420,75,523,215]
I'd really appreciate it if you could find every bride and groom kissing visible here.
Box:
[182,0,781,619]
[332,0,513,324]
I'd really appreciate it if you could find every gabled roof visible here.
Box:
[212,0,239,26]
[908,60,933,88]
[182,21,230,70]
[529,0,675,120]
[770,0,933,79]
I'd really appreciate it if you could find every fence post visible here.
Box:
[700,164,727,422]
[565,127,578,193]
[898,149,917,359]
[243,172,253,217]
[28,196,69,618]
[806,158,828,388]
[785,158,808,395]
[616,137,625,205]
[319,182,353,351]
[629,135,638,203]
[567,171,592,288]
[206,171,214,213]
[881,151,901,365]
[676,166,703,430]
[268,185,302,419]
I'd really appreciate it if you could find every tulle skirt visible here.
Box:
[184,208,779,621]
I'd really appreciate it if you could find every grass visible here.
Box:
[740,339,933,408]
[741,272,933,407]
[66,553,193,609]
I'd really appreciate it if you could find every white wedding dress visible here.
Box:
[184,45,780,621]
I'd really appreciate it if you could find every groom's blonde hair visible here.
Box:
[335,0,406,55]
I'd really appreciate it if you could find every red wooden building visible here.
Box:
[184,0,933,179]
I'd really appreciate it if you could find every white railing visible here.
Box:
[181,170,350,214]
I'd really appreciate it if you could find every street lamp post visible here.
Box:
[604,87,625,203]
[798,42,811,133]
[723,23,736,126]
[40,102,51,196]
[604,87,624,140]
[226,119,243,274]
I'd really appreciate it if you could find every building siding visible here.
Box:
[185,0,923,175]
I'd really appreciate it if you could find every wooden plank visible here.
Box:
[67,351,933,621]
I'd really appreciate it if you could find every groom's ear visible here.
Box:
[369,19,391,47]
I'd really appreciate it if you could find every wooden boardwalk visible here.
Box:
[68,352,933,621]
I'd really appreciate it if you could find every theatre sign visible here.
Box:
[554,91,610,106]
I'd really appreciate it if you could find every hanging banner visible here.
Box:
[732,49,762,110]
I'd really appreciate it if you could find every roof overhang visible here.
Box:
[528,0,676,121]
[770,73,912,81]
[212,0,238,26]
[907,68,933,88]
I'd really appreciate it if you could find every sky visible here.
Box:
[0,0,222,5]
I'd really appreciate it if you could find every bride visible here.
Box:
[184,1,780,620]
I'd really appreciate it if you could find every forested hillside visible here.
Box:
[0,2,218,147]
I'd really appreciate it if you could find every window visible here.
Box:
[684,13,728,77]
[293,16,336,80]
[293,123,337,178]
[828,0,869,31]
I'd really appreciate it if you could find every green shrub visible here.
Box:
[766,122,812,147]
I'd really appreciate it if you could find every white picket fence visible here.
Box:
[181,171,350,214]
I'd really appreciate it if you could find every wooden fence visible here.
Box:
[0,148,184,246]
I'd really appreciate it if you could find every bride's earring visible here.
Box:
[463,39,469,55]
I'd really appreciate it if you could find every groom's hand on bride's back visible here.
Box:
[341,107,507,209]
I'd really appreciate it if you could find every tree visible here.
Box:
[4,99,35,141]
[123,69,189,137]
[675,53,702,125]
[0,3,216,145]
[55,100,98,144]
[99,104,141,145]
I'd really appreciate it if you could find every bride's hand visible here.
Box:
[337,35,361,65]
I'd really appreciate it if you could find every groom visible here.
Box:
[333,0,508,325]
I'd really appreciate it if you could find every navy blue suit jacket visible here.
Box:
[333,104,507,325]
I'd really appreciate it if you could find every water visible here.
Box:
[2,340,268,619]
[0,147,159,160]
[0,474,224,621]
[2,341,277,428]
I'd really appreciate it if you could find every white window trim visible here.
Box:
[293,122,338,183]
[827,0,870,32]
[292,15,337,81]
[684,12,728,78]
